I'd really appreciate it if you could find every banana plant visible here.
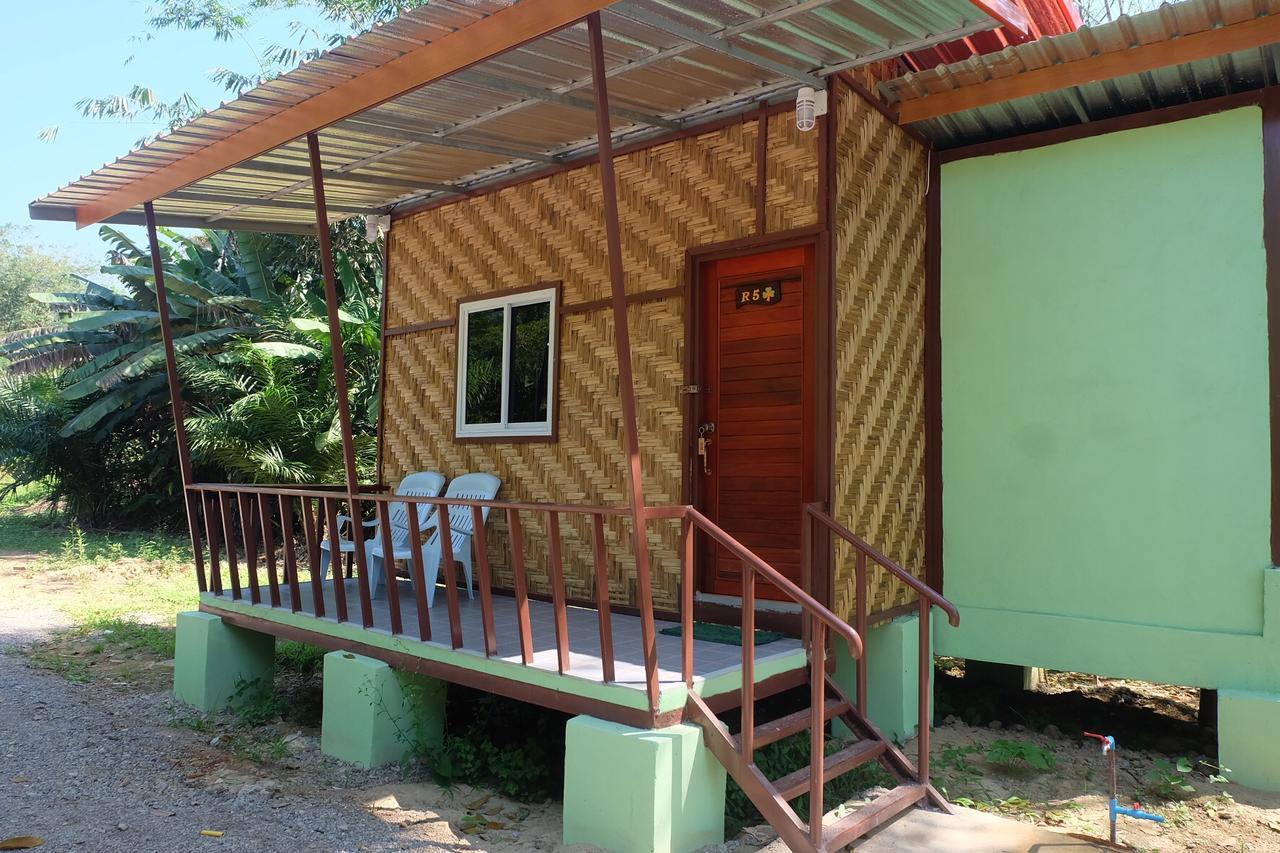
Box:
[0,225,381,441]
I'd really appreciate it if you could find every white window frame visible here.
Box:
[455,286,558,439]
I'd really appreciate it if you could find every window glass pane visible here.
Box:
[463,307,503,425]
[507,300,551,424]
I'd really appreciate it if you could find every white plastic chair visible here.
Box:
[318,471,445,592]
[370,472,501,606]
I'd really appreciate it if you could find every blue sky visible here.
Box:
[3,1,324,265]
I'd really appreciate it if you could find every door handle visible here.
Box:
[697,422,715,475]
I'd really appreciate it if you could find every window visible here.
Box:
[455,285,558,439]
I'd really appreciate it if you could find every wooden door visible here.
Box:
[695,244,816,599]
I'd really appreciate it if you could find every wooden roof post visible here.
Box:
[307,132,376,628]
[588,12,660,715]
[144,201,207,592]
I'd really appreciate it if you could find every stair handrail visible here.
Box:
[802,501,958,807]
[802,503,959,627]
[681,506,863,657]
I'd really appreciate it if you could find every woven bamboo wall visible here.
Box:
[830,77,929,622]
[381,114,819,609]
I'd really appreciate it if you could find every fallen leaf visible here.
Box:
[0,838,44,850]
[199,830,225,838]
[464,794,490,810]
[9,777,29,784]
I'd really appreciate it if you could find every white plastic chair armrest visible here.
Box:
[335,514,379,528]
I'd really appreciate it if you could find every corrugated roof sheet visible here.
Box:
[31,0,1012,232]
[881,0,1280,147]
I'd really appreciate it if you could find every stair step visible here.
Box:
[734,699,851,752]
[823,783,927,849]
[773,738,888,801]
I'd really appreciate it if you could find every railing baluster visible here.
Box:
[809,619,826,844]
[301,497,325,617]
[436,503,464,649]
[278,495,302,612]
[348,495,375,629]
[855,549,868,718]
[546,511,571,675]
[376,500,403,636]
[239,493,261,604]
[219,492,240,599]
[680,514,694,687]
[507,509,534,665]
[184,495,207,593]
[741,563,756,762]
[258,493,281,608]
[324,497,349,622]
[405,502,432,642]
[918,597,931,787]
[591,514,615,683]
[203,492,223,595]
[470,506,498,657]
[801,507,813,650]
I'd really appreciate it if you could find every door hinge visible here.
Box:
[679,384,703,395]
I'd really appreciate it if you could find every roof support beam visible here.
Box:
[608,3,825,88]
[239,160,461,195]
[452,69,682,130]
[896,11,1280,124]
[166,189,371,217]
[73,0,614,227]
[336,118,561,164]
[28,202,317,235]
[437,0,843,139]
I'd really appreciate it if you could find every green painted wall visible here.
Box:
[938,107,1274,689]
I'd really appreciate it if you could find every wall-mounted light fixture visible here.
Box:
[795,86,828,132]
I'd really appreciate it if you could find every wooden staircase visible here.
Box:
[676,504,961,851]
[688,666,951,852]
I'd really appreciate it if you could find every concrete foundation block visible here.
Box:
[320,651,446,769]
[833,614,922,743]
[563,716,726,853]
[1218,689,1280,791]
[173,611,275,713]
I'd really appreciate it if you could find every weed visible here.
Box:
[937,744,983,778]
[170,713,217,734]
[1144,757,1196,800]
[24,649,91,682]
[276,640,325,675]
[232,677,286,727]
[723,730,894,835]
[985,739,1057,771]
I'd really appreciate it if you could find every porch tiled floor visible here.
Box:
[209,577,804,691]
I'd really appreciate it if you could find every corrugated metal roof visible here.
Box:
[31,0,1012,232]
[881,0,1280,147]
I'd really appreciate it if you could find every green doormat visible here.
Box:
[659,622,785,647]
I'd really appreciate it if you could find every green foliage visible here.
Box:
[404,687,568,803]
[52,1,431,144]
[0,225,87,334]
[724,730,894,835]
[984,739,1057,771]
[1144,757,1197,800]
[0,371,183,526]
[0,222,382,523]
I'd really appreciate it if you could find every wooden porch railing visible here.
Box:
[802,502,960,792]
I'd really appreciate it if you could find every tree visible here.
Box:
[0,220,382,524]
[1073,0,1165,26]
[0,225,87,334]
[52,1,430,141]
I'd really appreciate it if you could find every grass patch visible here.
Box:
[21,647,92,683]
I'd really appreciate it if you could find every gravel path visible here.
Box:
[0,564,444,853]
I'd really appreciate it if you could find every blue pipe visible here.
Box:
[1111,798,1165,824]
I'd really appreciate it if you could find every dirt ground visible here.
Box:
[3,552,1280,851]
